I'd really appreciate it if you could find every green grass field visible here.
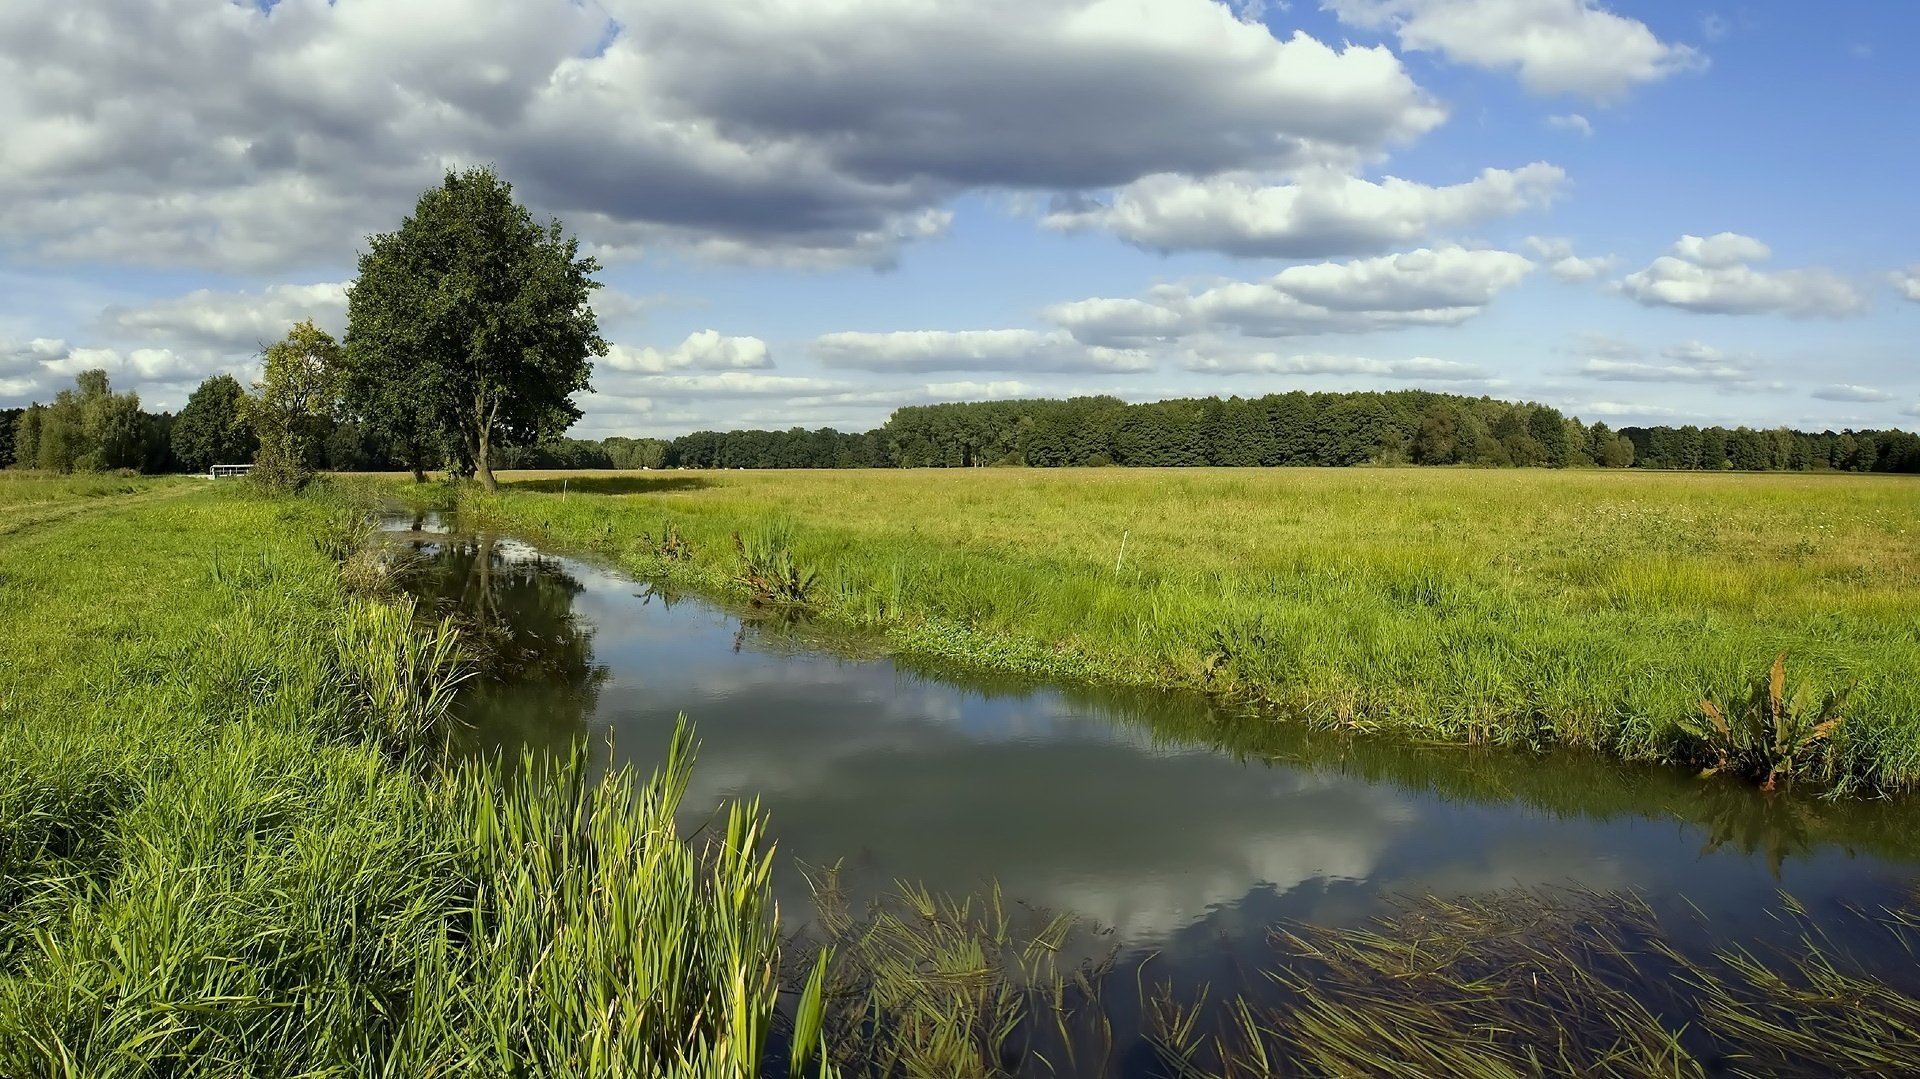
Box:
[448,467,1920,792]
[0,478,822,1077]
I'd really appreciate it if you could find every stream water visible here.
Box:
[383,513,1920,1025]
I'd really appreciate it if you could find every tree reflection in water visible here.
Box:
[394,532,608,757]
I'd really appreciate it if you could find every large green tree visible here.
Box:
[171,374,258,472]
[344,167,605,490]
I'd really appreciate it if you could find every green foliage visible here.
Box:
[1678,653,1851,791]
[343,166,606,491]
[9,405,40,471]
[248,320,344,490]
[635,392,1920,474]
[170,374,257,472]
[14,370,151,473]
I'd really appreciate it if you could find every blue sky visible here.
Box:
[1,0,1915,436]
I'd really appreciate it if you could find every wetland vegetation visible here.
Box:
[9,473,1920,1076]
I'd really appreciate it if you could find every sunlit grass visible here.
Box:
[0,483,827,1077]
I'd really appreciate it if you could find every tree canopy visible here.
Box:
[343,166,605,489]
[171,374,257,473]
[248,320,344,488]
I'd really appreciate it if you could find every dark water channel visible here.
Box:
[383,513,1920,1055]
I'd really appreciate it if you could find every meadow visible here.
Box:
[448,466,1920,792]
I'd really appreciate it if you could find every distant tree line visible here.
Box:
[652,392,1920,473]
[9,382,1917,478]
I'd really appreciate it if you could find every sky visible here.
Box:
[1,0,1915,438]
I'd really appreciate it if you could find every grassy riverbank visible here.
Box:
[441,467,1920,792]
[0,479,822,1077]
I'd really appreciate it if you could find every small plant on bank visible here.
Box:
[733,526,818,608]
[642,520,695,562]
[1678,653,1851,791]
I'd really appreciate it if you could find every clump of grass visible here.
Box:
[643,519,696,562]
[1678,653,1851,791]
[734,524,819,607]
[327,597,471,756]
[401,723,833,1078]
[806,867,1114,1078]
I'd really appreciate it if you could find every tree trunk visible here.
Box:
[475,416,497,492]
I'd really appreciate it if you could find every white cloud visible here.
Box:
[1052,246,1535,344]
[1040,299,1195,349]
[812,329,1153,374]
[1672,231,1771,268]
[96,282,348,352]
[602,372,847,398]
[1524,236,1616,281]
[0,0,1444,271]
[1546,113,1593,136]
[604,331,772,374]
[1893,265,1920,303]
[1812,384,1894,403]
[1617,233,1868,317]
[1180,350,1493,380]
[0,335,225,409]
[1042,163,1564,258]
[1579,400,1691,418]
[1325,0,1705,102]
[1573,337,1759,384]
[1902,401,1920,419]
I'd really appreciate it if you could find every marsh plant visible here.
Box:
[1679,653,1851,791]
[327,597,471,756]
[734,523,819,607]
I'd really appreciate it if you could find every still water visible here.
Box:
[385,516,1920,972]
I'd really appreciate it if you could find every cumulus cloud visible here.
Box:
[1573,337,1759,383]
[1054,246,1534,344]
[604,331,772,374]
[1617,233,1868,317]
[1326,0,1705,102]
[812,329,1152,374]
[1179,351,1493,380]
[1893,265,1920,303]
[0,335,226,408]
[96,283,348,352]
[599,372,848,399]
[1811,384,1895,403]
[1042,163,1563,258]
[1523,236,1616,282]
[1546,113,1593,136]
[0,0,1443,271]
